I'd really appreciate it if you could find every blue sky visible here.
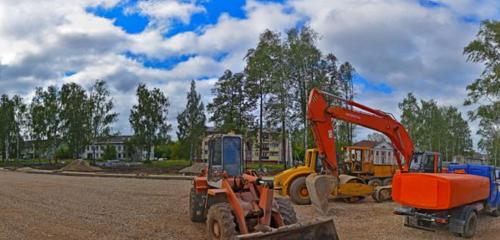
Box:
[0,0,499,146]
[86,0,397,93]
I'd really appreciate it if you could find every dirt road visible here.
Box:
[1,171,499,240]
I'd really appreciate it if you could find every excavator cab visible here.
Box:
[409,152,442,173]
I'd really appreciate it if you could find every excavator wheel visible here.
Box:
[190,188,206,222]
[276,198,298,225]
[207,203,238,240]
[289,176,311,205]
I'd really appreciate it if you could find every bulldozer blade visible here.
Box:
[305,173,338,216]
[237,217,339,240]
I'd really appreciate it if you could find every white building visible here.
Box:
[81,135,154,161]
[354,140,396,165]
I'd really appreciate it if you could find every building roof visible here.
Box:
[95,135,133,144]
[354,140,378,148]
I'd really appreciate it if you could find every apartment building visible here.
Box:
[201,127,288,163]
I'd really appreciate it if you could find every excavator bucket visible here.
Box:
[305,173,338,215]
[237,218,339,240]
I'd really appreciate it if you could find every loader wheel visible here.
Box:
[462,211,477,238]
[368,178,383,187]
[289,176,311,205]
[276,198,298,225]
[382,178,392,186]
[189,188,206,222]
[207,203,238,240]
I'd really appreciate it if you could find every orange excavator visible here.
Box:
[304,88,442,213]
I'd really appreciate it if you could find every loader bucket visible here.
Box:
[306,173,338,215]
[237,217,339,240]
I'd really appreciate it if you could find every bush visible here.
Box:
[101,145,117,161]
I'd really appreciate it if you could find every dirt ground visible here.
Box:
[1,171,499,240]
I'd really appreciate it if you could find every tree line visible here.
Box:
[0,21,497,165]
[0,80,174,163]
[207,27,356,162]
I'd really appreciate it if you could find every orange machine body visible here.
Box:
[392,173,490,210]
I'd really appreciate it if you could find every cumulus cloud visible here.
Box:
[0,0,497,145]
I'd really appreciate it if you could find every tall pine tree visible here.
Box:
[177,80,206,162]
[207,70,255,134]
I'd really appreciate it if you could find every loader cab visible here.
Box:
[409,152,442,173]
[304,149,321,172]
[207,135,243,181]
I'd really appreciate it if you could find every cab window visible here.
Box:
[222,136,242,176]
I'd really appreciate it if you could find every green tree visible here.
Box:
[207,70,255,134]
[129,83,171,160]
[60,83,91,159]
[286,26,322,150]
[245,30,282,167]
[88,80,118,163]
[101,145,117,160]
[177,80,206,162]
[0,95,15,161]
[463,20,500,165]
[399,94,473,161]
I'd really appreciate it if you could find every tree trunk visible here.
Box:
[189,142,193,165]
[259,89,263,170]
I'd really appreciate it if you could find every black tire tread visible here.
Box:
[276,198,298,225]
[207,203,238,240]
[189,188,206,222]
[289,176,311,205]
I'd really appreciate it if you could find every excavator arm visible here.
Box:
[307,88,414,175]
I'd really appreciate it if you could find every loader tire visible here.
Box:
[276,198,298,225]
[207,203,238,240]
[189,188,206,222]
[289,176,311,205]
[368,178,383,187]
[382,178,392,186]
[462,210,477,238]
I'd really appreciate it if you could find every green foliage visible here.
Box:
[177,80,206,161]
[146,159,191,169]
[54,145,72,160]
[245,162,285,171]
[101,145,117,160]
[129,83,172,160]
[399,93,473,161]
[207,70,255,134]
[207,26,356,161]
[463,20,499,163]
[60,83,91,158]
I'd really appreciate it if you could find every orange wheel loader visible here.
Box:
[189,134,339,240]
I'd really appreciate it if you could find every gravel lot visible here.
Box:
[1,171,499,240]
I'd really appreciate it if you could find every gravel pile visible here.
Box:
[179,162,207,175]
[61,159,102,172]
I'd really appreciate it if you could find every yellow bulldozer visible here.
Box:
[274,148,376,204]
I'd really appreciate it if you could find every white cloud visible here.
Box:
[0,0,496,146]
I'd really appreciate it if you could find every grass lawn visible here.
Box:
[245,162,285,171]
[145,159,191,169]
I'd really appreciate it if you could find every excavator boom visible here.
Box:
[308,88,414,174]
